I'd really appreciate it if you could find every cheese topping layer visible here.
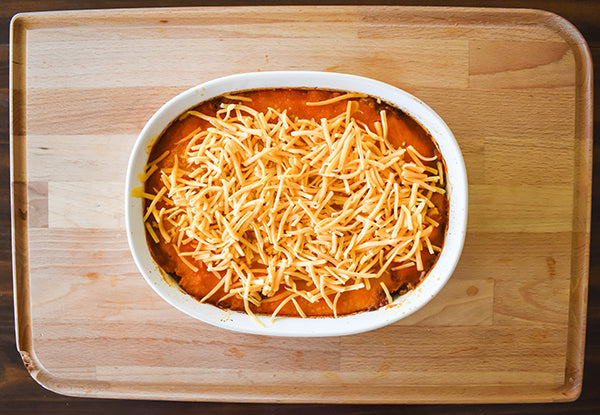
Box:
[140,90,446,324]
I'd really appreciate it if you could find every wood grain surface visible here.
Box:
[2,0,599,414]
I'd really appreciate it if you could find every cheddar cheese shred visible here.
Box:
[140,89,447,323]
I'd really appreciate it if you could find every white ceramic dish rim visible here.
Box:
[125,71,468,337]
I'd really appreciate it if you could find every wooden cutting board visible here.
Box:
[10,6,592,403]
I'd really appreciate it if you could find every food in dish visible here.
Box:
[136,88,448,325]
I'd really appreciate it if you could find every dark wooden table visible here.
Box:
[2,0,598,413]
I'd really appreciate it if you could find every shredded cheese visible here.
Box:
[140,93,446,321]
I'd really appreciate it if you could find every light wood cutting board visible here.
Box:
[10,6,592,403]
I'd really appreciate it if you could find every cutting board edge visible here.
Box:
[548,2,594,404]
[4,362,584,404]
